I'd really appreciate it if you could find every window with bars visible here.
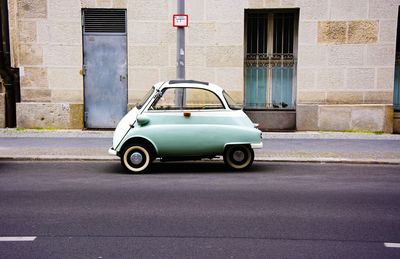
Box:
[244,10,298,110]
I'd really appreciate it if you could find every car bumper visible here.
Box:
[108,147,117,156]
[251,142,263,149]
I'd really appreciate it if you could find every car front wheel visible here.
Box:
[121,144,152,173]
[223,145,254,170]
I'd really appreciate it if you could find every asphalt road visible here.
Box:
[0,161,399,258]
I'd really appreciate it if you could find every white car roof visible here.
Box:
[154,80,224,94]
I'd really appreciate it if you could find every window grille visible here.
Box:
[83,9,126,34]
[245,10,298,110]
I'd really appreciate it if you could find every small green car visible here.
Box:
[109,80,263,173]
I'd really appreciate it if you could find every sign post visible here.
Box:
[175,0,186,80]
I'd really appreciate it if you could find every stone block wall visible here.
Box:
[7,0,400,132]
[292,0,400,133]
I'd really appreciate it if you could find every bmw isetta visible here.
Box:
[109,80,263,173]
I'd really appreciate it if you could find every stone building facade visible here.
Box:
[6,0,400,132]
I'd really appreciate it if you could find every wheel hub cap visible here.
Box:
[233,150,245,162]
[130,152,143,165]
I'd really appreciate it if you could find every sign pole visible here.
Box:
[176,0,185,80]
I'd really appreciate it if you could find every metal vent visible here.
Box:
[83,9,126,33]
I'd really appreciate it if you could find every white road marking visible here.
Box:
[384,243,400,248]
[0,236,37,242]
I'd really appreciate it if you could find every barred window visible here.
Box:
[244,10,298,110]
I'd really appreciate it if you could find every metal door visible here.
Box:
[83,9,127,128]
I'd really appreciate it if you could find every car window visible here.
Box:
[150,88,225,110]
[185,88,224,110]
[136,87,155,109]
[223,91,242,110]
[151,88,183,110]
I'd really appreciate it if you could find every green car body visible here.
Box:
[109,80,263,172]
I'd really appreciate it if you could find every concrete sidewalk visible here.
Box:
[0,129,399,164]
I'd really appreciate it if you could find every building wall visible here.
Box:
[8,0,400,132]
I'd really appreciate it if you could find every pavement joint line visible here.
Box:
[0,236,37,242]
[384,243,400,248]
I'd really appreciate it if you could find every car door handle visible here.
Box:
[183,112,191,117]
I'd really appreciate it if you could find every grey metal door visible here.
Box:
[83,9,127,128]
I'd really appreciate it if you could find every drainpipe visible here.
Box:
[0,0,20,127]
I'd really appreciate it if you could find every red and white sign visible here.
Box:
[173,14,188,27]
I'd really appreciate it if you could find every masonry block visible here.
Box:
[297,68,316,90]
[49,22,81,44]
[21,67,48,89]
[346,68,375,89]
[216,22,244,45]
[113,0,127,8]
[206,0,245,21]
[347,20,378,44]
[206,46,244,67]
[296,104,319,130]
[297,91,326,104]
[20,88,51,102]
[379,20,398,43]
[363,91,393,104]
[19,21,37,43]
[44,45,82,66]
[48,0,80,20]
[188,22,216,46]
[319,106,352,130]
[48,68,83,90]
[19,44,43,66]
[130,45,169,66]
[377,67,395,90]
[326,91,364,104]
[299,0,329,20]
[352,105,393,133]
[214,68,243,91]
[129,68,160,92]
[51,89,83,103]
[369,0,399,19]
[298,21,317,45]
[329,0,368,20]
[327,45,364,66]
[128,0,169,21]
[317,21,346,44]
[17,103,83,129]
[96,0,112,8]
[297,45,327,67]
[366,45,396,66]
[316,68,345,89]
[18,0,47,18]
[318,104,394,132]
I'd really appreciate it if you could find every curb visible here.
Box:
[1,155,399,165]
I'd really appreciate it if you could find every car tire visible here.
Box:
[121,144,152,173]
[223,145,254,170]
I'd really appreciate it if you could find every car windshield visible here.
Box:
[223,91,242,110]
[136,87,155,109]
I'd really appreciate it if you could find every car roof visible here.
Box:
[154,80,224,94]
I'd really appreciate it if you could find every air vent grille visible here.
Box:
[83,9,126,33]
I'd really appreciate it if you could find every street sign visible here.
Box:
[173,14,188,27]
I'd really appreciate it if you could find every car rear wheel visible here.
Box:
[121,144,152,173]
[223,145,254,170]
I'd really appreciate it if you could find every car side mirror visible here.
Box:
[137,115,150,126]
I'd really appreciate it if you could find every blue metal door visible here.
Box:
[83,9,127,128]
